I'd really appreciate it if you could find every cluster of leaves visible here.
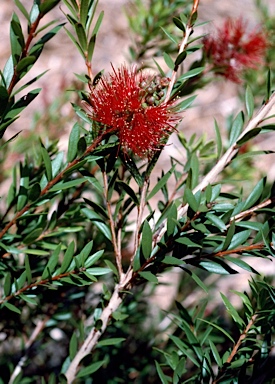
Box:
[0,0,275,383]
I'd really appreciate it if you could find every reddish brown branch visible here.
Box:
[212,242,265,258]
[213,314,258,384]
[0,269,83,305]
[0,133,106,241]
[7,14,42,96]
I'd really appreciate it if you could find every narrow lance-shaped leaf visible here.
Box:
[75,23,87,50]
[59,241,75,274]
[41,243,61,280]
[163,52,174,70]
[141,220,152,259]
[245,85,254,119]
[146,165,175,201]
[10,13,24,65]
[229,111,244,146]
[91,10,104,36]
[67,123,80,162]
[220,293,245,327]
[41,146,53,181]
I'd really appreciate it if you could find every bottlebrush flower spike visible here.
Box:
[203,18,267,83]
[87,66,181,158]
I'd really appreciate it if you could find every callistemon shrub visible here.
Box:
[203,17,267,82]
[87,65,181,158]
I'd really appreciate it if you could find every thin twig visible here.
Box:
[164,0,200,103]
[213,314,258,384]
[230,196,275,223]
[207,242,265,259]
[7,15,42,96]
[132,178,149,262]
[64,282,127,383]
[0,132,107,241]
[102,170,124,278]
[0,269,83,304]
[8,316,50,384]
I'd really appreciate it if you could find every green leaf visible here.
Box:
[198,318,235,343]
[98,338,126,346]
[206,213,226,232]
[228,230,251,249]
[161,27,178,44]
[60,241,75,274]
[162,256,184,266]
[173,95,196,111]
[16,56,36,73]
[243,179,264,210]
[3,302,21,314]
[84,250,104,268]
[183,268,208,293]
[0,86,9,115]
[49,177,87,191]
[67,123,80,162]
[11,70,48,97]
[229,111,244,146]
[30,24,65,56]
[77,360,106,378]
[19,294,37,305]
[23,227,44,246]
[176,237,201,248]
[91,10,104,36]
[14,0,30,21]
[174,51,187,67]
[139,271,158,284]
[167,203,177,237]
[245,85,254,119]
[155,361,169,384]
[39,0,61,15]
[87,34,96,62]
[266,68,271,101]
[220,293,245,327]
[85,267,111,276]
[146,165,175,201]
[69,332,78,360]
[209,340,222,367]
[225,256,259,274]
[30,2,40,24]
[184,188,199,212]
[214,119,222,159]
[5,88,41,120]
[10,13,23,65]
[41,146,53,181]
[80,0,89,26]
[116,181,139,206]
[163,52,174,70]
[41,243,61,279]
[75,23,87,50]
[78,240,94,266]
[222,220,235,251]
[173,17,185,32]
[237,128,261,146]
[178,67,204,82]
[4,273,12,297]
[2,56,14,89]
[199,260,237,275]
[28,182,41,202]
[51,152,64,177]
[141,220,152,259]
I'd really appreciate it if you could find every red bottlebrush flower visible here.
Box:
[203,18,267,83]
[87,66,180,158]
